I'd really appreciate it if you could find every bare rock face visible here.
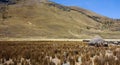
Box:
[0,0,9,2]
[0,0,18,4]
[0,0,49,4]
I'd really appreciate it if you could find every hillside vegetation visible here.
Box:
[0,0,120,39]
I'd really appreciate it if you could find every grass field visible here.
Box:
[0,41,120,65]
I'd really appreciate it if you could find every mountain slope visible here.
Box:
[70,6,120,31]
[0,0,120,39]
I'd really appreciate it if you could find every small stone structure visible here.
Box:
[89,36,108,47]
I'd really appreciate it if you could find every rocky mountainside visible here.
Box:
[0,0,120,39]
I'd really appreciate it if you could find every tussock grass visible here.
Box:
[0,41,120,65]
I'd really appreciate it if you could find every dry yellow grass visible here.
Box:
[0,1,120,39]
[0,41,120,65]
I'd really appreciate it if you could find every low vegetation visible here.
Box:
[0,41,120,65]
